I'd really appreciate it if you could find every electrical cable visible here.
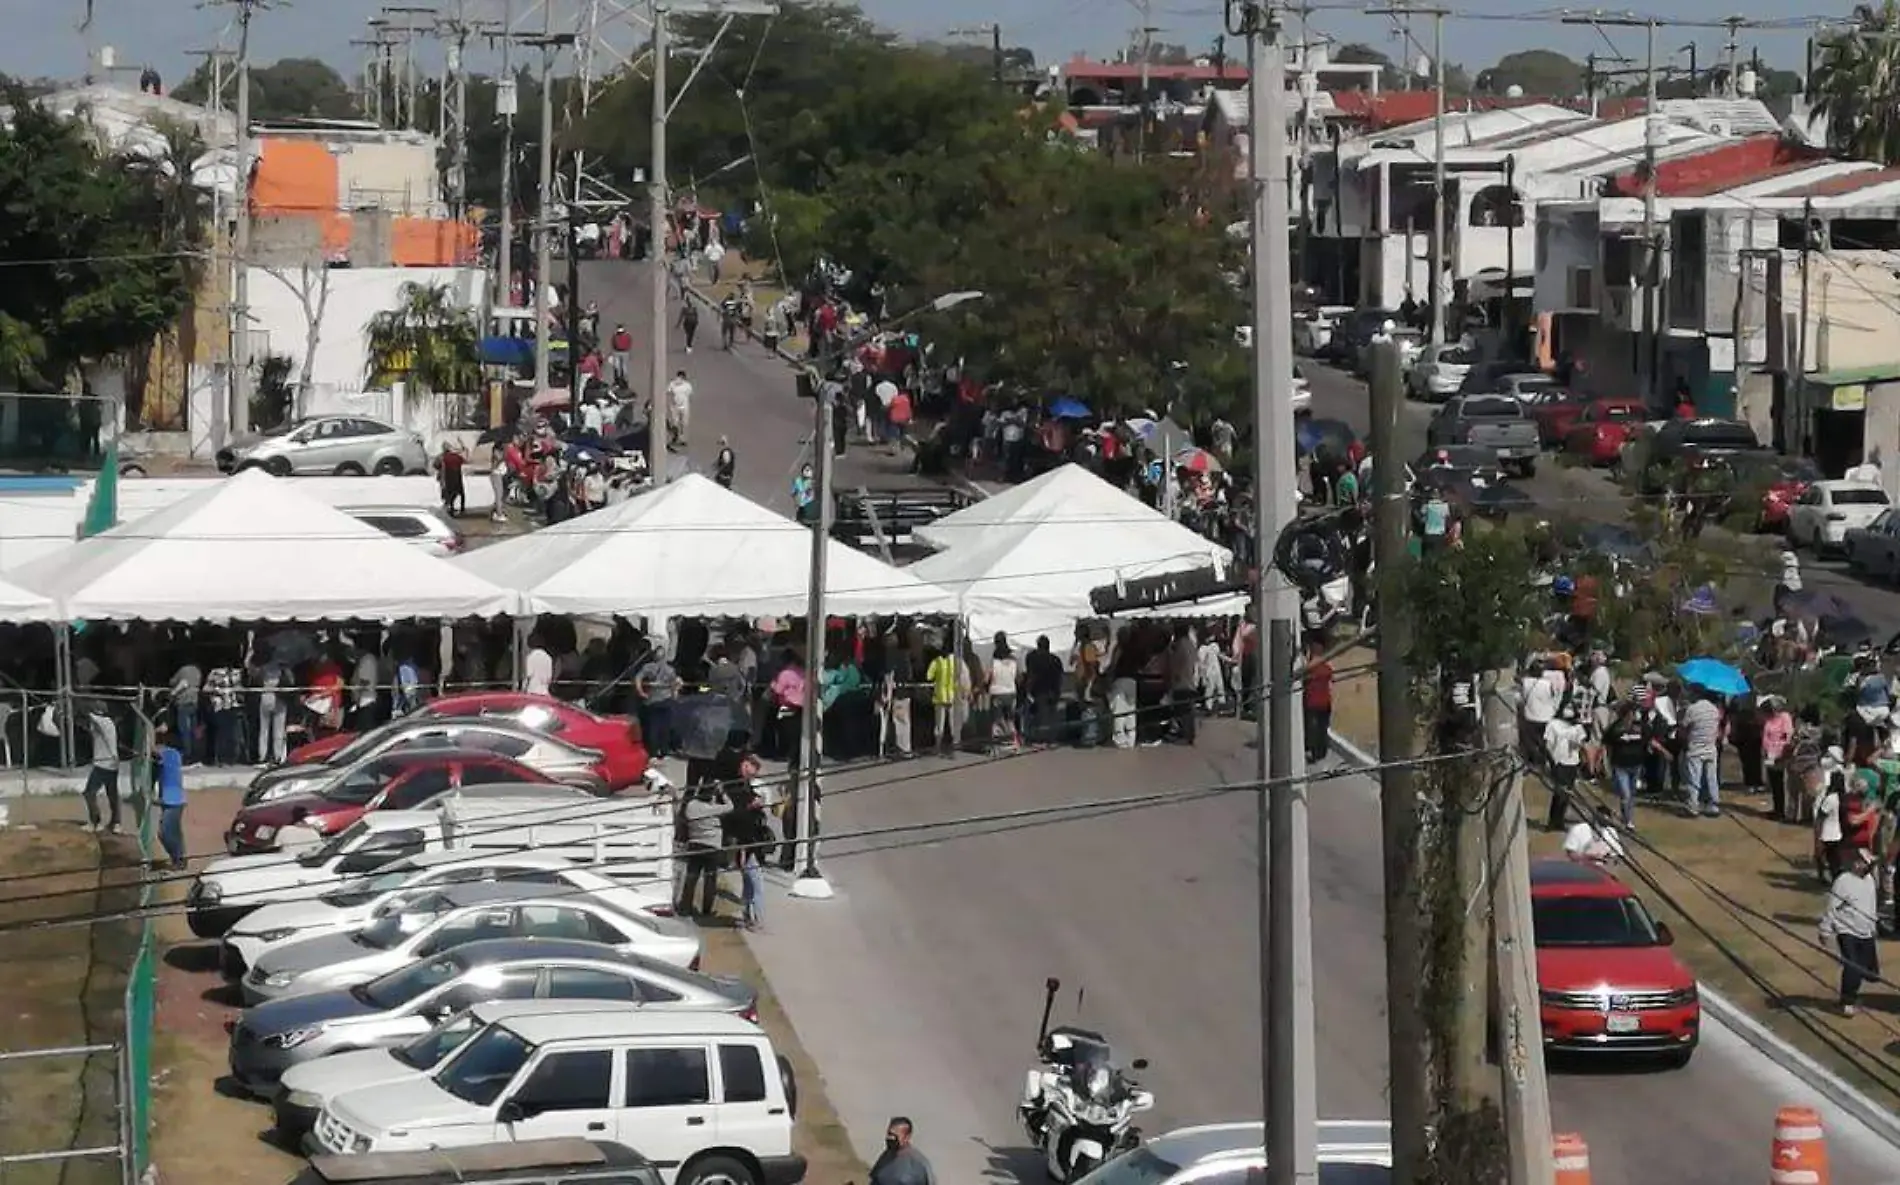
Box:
[0,738,1495,937]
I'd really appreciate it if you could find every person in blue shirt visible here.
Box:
[151,729,187,870]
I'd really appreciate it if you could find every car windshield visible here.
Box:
[1533,896,1662,947]
[1834,488,1890,506]
[1441,348,1477,365]
[360,954,468,1009]
[295,819,368,868]
[324,758,405,805]
[322,867,415,908]
[1463,398,1521,418]
[327,727,396,769]
[1077,1146,1182,1185]
[433,1025,533,1107]
[356,901,447,949]
[1683,424,1759,449]
[392,1012,484,1070]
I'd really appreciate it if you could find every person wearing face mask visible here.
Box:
[793,463,817,524]
[869,1117,935,1185]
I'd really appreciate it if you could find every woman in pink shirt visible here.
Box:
[771,656,808,761]
[1760,695,1796,821]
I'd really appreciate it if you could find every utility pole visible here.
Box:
[1368,334,1430,1184]
[436,2,498,220]
[1484,679,1555,1185]
[1796,195,1815,453]
[646,1,671,484]
[528,30,574,397]
[349,37,384,121]
[492,3,521,310]
[1134,0,1156,163]
[1371,3,1448,344]
[1723,16,1743,97]
[1292,3,1314,289]
[214,0,269,446]
[1229,4,1317,1185]
[948,23,1005,85]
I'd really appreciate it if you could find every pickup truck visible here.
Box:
[185,792,675,938]
[1425,395,1542,477]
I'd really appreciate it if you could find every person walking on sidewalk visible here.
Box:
[678,300,700,353]
[610,324,632,384]
[152,727,188,870]
[870,1118,935,1185]
[1818,847,1882,1016]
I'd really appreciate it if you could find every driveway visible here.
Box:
[744,729,1900,1184]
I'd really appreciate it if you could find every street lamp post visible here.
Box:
[790,289,985,899]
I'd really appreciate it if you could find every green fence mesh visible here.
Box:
[122,706,155,1182]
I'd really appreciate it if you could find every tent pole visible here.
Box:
[57,625,76,769]
[511,618,526,690]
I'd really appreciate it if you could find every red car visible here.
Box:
[286,692,648,790]
[1562,398,1649,466]
[225,749,557,853]
[1533,858,1699,1067]
[1729,453,1822,531]
[1522,388,1588,448]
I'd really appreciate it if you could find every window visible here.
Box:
[513,1050,613,1112]
[434,1026,533,1106]
[414,907,519,956]
[546,968,641,1001]
[384,769,455,809]
[1531,896,1662,947]
[624,1047,711,1107]
[718,1044,768,1103]
[433,970,539,1014]
[356,514,430,539]
[1194,1167,1267,1185]
[520,905,607,942]
[461,761,531,786]
[1833,489,1890,506]
[635,980,682,1004]
[457,729,534,758]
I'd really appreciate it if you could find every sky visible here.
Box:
[1,0,1833,92]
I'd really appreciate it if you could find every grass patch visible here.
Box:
[0,812,145,1185]
[694,252,808,355]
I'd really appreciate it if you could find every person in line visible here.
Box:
[1023,636,1064,744]
[1678,687,1724,818]
[1604,699,1649,828]
[487,440,510,524]
[1818,847,1882,1017]
[770,653,808,762]
[1543,704,1588,831]
[723,751,773,931]
[635,646,683,758]
[885,635,916,759]
[1761,694,1796,821]
[436,441,467,516]
[206,661,244,765]
[1302,639,1333,763]
[152,726,187,870]
[925,644,959,757]
[986,636,1020,753]
[168,658,202,766]
[1107,626,1140,750]
[522,633,555,697]
[1168,623,1199,745]
[610,324,632,384]
[1815,759,1848,884]
[674,782,730,919]
[869,1117,935,1185]
[82,702,122,834]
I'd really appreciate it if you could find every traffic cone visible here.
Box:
[1552,1133,1590,1185]
[1771,1105,1829,1185]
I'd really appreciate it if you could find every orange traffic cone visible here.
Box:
[1553,1133,1590,1185]
[1771,1105,1829,1185]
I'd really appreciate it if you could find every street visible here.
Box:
[745,733,1900,1185]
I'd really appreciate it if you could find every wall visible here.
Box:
[1533,204,1601,314]
[244,265,487,397]
[332,137,441,216]
[1794,253,1900,374]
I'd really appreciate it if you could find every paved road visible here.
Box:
[745,730,1900,1185]
[578,260,927,514]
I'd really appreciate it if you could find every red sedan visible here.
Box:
[1562,398,1649,466]
[1728,453,1822,531]
[225,749,557,853]
[1522,388,1588,448]
[1533,858,1699,1067]
[286,692,648,790]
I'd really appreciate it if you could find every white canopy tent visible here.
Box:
[453,473,956,619]
[0,574,57,623]
[911,468,1241,646]
[9,469,518,622]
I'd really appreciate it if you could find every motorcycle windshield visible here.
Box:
[1068,1046,1118,1101]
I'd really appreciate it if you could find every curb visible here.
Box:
[1324,726,1900,1150]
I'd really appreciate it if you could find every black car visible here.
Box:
[1316,308,1399,365]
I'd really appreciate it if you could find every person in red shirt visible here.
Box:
[887,388,913,443]
[1302,639,1334,762]
[436,442,467,516]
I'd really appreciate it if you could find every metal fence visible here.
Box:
[122,707,155,1185]
[0,1045,131,1185]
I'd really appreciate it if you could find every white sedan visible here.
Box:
[1788,480,1892,554]
[1406,344,1477,402]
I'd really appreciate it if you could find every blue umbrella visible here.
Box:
[1677,657,1749,698]
[1048,397,1091,421]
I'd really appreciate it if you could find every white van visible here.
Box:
[188,794,674,938]
[309,1011,804,1185]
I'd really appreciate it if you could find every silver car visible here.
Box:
[242,882,703,1004]
[218,415,430,477]
[228,937,757,1102]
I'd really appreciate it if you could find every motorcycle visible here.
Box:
[1018,978,1154,1183]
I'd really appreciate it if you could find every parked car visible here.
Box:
[1314,308,1398,366]
[1561,399,1649,466]
[1073,1121,1393,1185]
[1456,358,1538,395]
[1630,418,1763,494]
[221,851,680,981]
[292,1139,666,1185]
[243,882,704,1005]
[1425,395,1541,476]
[227,751,567,853]
[1412,444,1506,485]
[287,693,647,791]
[349,506,467,556]
[252,719,622,804]
[1788,480,1893,555]
[1520,387,1590,448]
[1494,372,1563,402]
[218,416,430,477]
[1355,326,1422,377]
[1845,508,1900,581]
[1718,452,1823,531]
[229,938,755,1103]
[308,1009,805,1185]
[274,1000,652,1141]
[1405,342,1478,402]
[1292,304,1353,355]
[1531,858,1698,1066]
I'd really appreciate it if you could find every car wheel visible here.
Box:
[679,1154,757,1185]
[372,456,405,476]
[256,456,293,477]
[334,461,367,476]
[1658,1047,1694,1070]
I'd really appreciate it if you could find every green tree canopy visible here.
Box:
[0,89,200,391]
[174,57,358,121]
[1479,49,1584,98]
[1809,2,1900,164]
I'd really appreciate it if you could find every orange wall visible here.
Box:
[250,136,476,266]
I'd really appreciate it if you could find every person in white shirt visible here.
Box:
[1818,847,1881,1015]
[1520,659,1559,765]
[1562,816,1626,863]
[523,636,555,697]
[666,370,694,448]
[1543,705,1588,830]
[581,398,607,436]
[703,237,726,284]
[1814,764,1847,882]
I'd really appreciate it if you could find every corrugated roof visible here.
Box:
[1772,166,1900,198]
[1603,135,1827,198]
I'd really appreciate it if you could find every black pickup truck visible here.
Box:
[831,486,976,553]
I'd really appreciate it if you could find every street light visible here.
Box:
[789,289,988,900]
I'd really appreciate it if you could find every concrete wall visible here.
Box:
[244,265,488,398]
[332,138,441,216]
[1795,254,1900,374]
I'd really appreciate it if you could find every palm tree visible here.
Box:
[1808,2,1900,164]
[364,282,483,393]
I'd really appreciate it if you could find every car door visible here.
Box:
[617,1044,718,1172]
[295,420,346,472]
[497,1048,619,1141]
[1793,487,1822,543]
[713,1040,788,1157]
[517,903,618,944]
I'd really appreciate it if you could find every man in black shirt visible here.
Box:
[886,639,916,758]
[1024,635,1065,743]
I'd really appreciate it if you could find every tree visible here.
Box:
[1808,2,1900,164]
[262,261,333,402]
[365,282,481,394]
[0,88,198,395]
[1479,49,1584,98]
[1331,42,1403,91]
[173,57,358,122]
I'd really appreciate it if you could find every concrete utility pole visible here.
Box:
[528,29,575,397]
[1229,4,1318,1185]
[436,3,499,219]
[1371,3,1448,343]
[1367,334,1429,1185]
[491,3,522,311]
[948,23,1005,84]
[1133,0,1157,163]
[384,6,438,129]
[217,0,269,446]
[647,0,671,484]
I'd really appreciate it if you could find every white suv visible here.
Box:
[310,1011,805,1185]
